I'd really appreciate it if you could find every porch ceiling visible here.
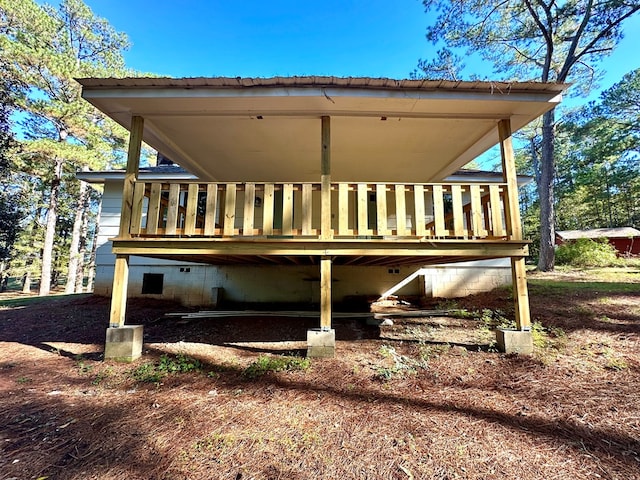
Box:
[78,76,566,183]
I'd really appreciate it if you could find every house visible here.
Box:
[77,76,566,359]
[556,227,640,256]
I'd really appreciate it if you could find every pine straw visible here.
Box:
[1,281,639,479]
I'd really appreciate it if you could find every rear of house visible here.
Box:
[76,76,566,358]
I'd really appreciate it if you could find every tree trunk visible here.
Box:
[86,201,100,293]
[537,108,556,271]
[39,157,63,296]
[22,270,31,293]
[75,190,90,293]
[65,179,88,294]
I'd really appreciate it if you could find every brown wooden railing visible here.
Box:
[127,181,510,240]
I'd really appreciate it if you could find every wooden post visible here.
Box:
[498,119,522,240]
[320,256,332,330]
[110,116,143,328]
[119,116,144,238]
[321,116,332,240]
[320,117,332,331]
[499,118,530,330]
[109,255,129,327]
[511,257,531,329]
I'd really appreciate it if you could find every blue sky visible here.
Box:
[62,0,637,170]
[78,0,639,101]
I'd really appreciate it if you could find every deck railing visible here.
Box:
[128,181,510,240]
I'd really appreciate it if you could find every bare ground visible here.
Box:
[1,269,639,480]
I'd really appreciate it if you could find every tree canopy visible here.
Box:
[416,0,640,270]
[0,0,131,293]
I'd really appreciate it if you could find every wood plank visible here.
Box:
[376,183,388,236]
[338,183,349,235]
[146,183,162,235]
[165,183,180,235]
[512,257,531,329]
[282,183,293,235]
[301,183,313,235]
[109,255,129,327]
[112,237,530,258]
[184,183,199,235]
[321,116,332,239]
[243,182,256,236]
[129,182,146,235]
[395,185,407,235]
[320,256,332,329]
[433,185,446,237]
[498,119,522,240]
[357,183,369,235]
[262,183,275,235]
[451,184,464,237]
[489,185,505,237]
[414,184,426,237]
[223,184,237,236]
[482,195,491,233]
[469,185,485,237]
[204,183,218,235]
[118,116,143,238]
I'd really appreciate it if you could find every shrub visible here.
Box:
[555,238,619,267]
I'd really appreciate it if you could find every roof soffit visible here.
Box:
[79,77,566,182]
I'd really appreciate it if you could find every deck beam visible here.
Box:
[112,237,529,259]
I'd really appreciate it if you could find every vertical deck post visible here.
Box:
[106,116,144,361]
[320,116,332,240]
[320,256,332,330]
[308,116,336,357]
[119,116,144,239]
[497,118,532,353]
[109,255,130,328]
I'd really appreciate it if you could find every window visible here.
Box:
[141,273,164,294]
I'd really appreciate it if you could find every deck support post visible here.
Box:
[308,255,335,358]
[498,118,532,352]
[106,116,144,361]
[320,116,332,240]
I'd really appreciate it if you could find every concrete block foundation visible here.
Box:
[307,328,336,358]
[104,325,144,361]
[496,328,533,355]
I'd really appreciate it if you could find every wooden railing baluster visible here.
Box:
[131,180,512,241]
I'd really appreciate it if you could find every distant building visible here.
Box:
[556,227,640,256]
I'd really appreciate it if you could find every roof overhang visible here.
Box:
[78,76,567,183]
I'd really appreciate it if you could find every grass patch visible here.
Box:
[0,293,92,308]
[242,354,310,379]
[130,354,205,384]
[528,279,640,295]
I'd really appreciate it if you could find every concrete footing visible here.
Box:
[104,325,144,362]
[307,328,336,358]
[496,328,533,355]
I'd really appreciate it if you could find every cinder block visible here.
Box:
[104,325,144,362]
[307,328,335,358]
[496,328,533,355]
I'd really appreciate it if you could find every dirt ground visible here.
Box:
[1,269,639,480]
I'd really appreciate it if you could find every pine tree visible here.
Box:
[1,0,131,294]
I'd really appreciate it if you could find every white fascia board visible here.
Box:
[77,170,198,184]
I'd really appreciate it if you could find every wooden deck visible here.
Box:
[113,180,527,266]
